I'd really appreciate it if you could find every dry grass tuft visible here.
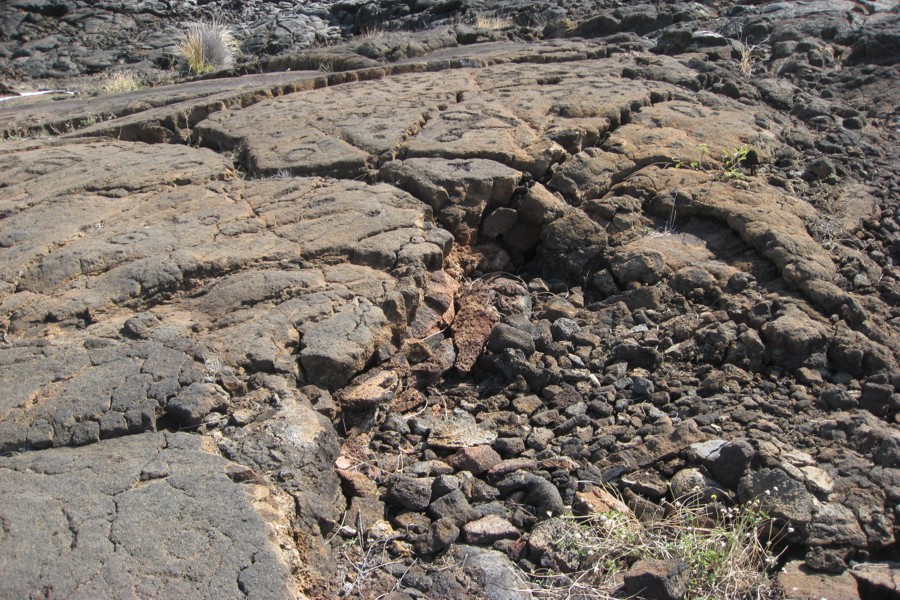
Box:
[804,213,851,252]
[178,20,239,75]
[475,14,514,30]
[525,490,784,599]
[738,38,770,75]
[740,44,753,74]
[90,71,145,96]
[357,23,388,40]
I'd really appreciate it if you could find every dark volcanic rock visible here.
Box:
[623,558,690,600]
[0,433,292,599]
[690,439,755,489]
[738,468,816,526]
[497,471,565,517]
[388,475,434,512]
[2,4,899,597]
[428,489,480,527]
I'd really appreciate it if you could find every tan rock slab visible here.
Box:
[446,445,503,475]
[429,413,498,449]
[574,485,633,516]
[463,515,520,545]
[778,561,861,600]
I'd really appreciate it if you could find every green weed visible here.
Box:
[673,144,752,183]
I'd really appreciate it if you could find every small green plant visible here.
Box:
[674,142,710,171]
[524,489,784,599]
[1,131,25,143]
[3,125,52,141]
[717,145,751,181]
[79,114,99,128]
[672,144,751,183]
[178,20,239,75]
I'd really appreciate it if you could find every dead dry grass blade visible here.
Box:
[474,13,514,30]
[521,489,784,599]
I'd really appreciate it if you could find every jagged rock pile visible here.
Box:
[0,1,898,599]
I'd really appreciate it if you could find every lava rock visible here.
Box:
[550,318,582,341]
[413,517,459,555]
[670,468,730,503]
[388,475,434,512]
[486,323,536,356]
[431,474,461,499]
[738,468,815,526]
[689,439,755,489]
[445,445,503,476]
[427,489,480,527]
[428,411,498,449]
[777,561,862,600]
[819,386,858,411]
[463,515,520,545]
[497,471,565,517]
[622,558,690,600]
[166,382,230,427]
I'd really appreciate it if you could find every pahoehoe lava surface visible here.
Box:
[1,1,899,598]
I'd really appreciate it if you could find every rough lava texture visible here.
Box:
[1,1,899,599]
[0,432,294,599]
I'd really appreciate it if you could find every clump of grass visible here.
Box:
[527,490,783,599]
[178,20,239,75]
[474,14,514,30]
[90,71,145,96]
[357,23,388,40]
[738,38,770,75]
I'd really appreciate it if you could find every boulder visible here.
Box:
[689,439,755,489]
[851,562,900,600]
[738,469,816,526]
[387,475,434,512]
[429,412,499,450]
[670,468,731,503]
[428,489,481,527]
[446,445,503,475]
